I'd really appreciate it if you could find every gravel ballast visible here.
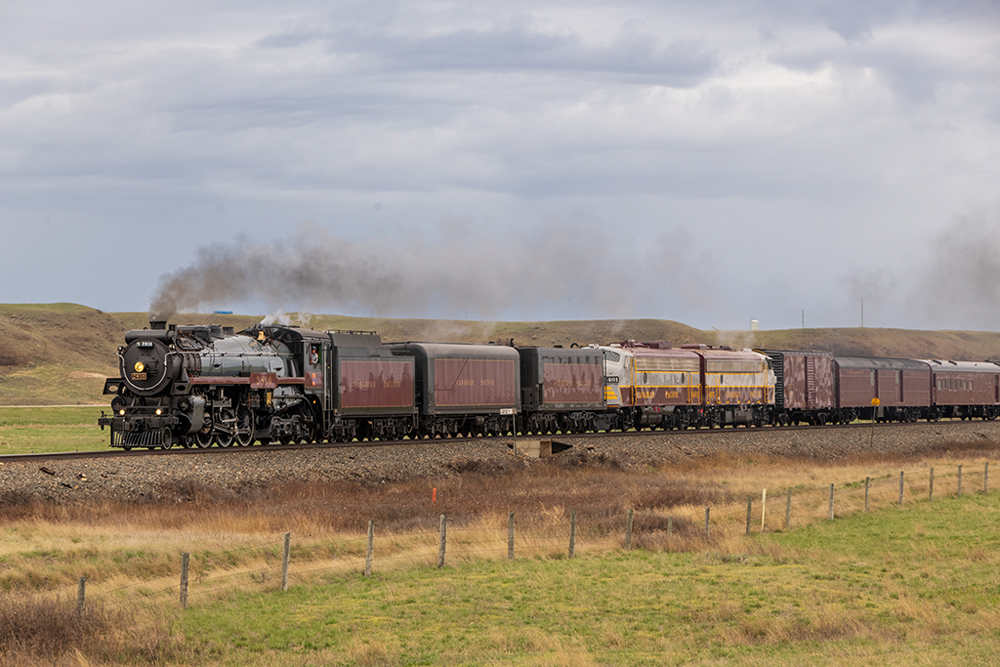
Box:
[2,420,999,505]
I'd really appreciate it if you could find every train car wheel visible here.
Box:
[160,427,173,450]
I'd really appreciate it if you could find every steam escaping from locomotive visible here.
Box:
[148,219,702,322]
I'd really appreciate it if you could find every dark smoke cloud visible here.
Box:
[839,204,1000,331]
[909,205,1000,330]
[149,216,712,322]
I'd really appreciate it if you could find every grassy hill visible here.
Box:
[4,303,1000,405]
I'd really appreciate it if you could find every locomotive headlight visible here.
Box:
[134,361,145,373]
[155,408,162,415]
[119,409,125,416]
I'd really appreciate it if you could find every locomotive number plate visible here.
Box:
[604,376,619,384]
[131,372,148,381]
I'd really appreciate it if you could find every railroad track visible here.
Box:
[1,418,990,464]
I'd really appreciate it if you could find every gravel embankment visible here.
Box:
[2,421,999,505]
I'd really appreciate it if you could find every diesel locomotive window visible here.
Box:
[604,350,621,363]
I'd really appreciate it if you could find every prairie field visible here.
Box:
[2,439,1000,666]
[0,407,110,455]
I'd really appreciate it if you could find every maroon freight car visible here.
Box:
[760,350,837,425]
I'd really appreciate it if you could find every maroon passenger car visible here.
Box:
[923,359,1000,420]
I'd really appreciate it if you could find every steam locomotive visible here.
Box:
[97,320,774,449]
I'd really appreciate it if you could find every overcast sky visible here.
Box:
[3,1,1000,331]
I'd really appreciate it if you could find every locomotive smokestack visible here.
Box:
[150,320,167,330]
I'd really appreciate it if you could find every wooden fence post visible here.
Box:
[828,484,834,520]
[180,553,190,609]
[865,477,870,512]
[785,489,791,531]
[625,509,634,550]
[77,577,86,616]
[745,497,752,536]
[280,532,291,591]
[929,467,934,501]
[899,471,904,507]
[958,465,963,497]
[438,515,447,568]
[704,508,710,537]
[508,513,515,560]
[365,521,374,577]
[569,510,577,559]
[667,516,673,538]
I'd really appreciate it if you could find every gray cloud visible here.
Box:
[2,0,1000,332]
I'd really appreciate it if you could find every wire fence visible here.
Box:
[13,461,993,615]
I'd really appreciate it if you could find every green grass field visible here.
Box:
[174,491,1000,666]
[0,406,110,454]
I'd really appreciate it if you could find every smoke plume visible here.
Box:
[149,217,705,322]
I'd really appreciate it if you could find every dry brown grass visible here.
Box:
[0,592,179,666]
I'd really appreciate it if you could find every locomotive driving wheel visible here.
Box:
[215,408,236,447]
[235,407,255,447]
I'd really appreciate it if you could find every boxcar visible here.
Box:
[760,350,837,425]
[834,357,931,422]
[390,342,520,437]
[518,346,606,433]
[923,359,1000,420]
